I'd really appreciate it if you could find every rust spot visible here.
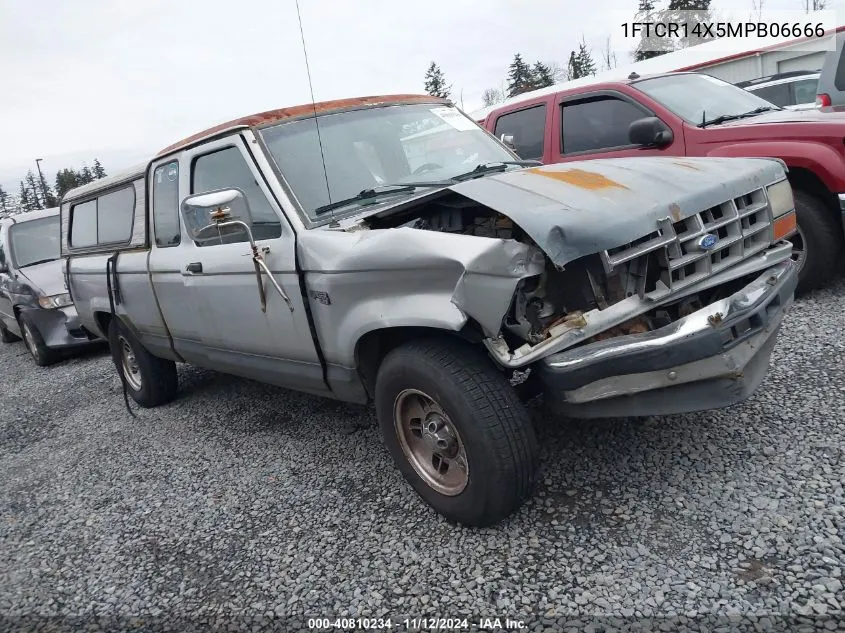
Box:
[668,203,683,222]
[707,312,724,326]
[528,167,629,190]
[157,94,449,157]
[672,160,701,171]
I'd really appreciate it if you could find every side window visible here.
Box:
[70,200,97,248]
[153,162,181,247]
[749,83,791,107]
[791,78,819,105]
[190,146,281,247]
[835,49,845,91]
[561,96,648,155]
[493,105,546,160]
[96,186,135,244]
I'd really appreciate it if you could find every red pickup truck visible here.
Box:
[477,71,845,293]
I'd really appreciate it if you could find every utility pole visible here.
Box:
[35,158,48,207]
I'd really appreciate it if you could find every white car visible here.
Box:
[736,71,820,111]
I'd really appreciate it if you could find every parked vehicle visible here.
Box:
[736,71,820,111]
[816,30,845,107]
[476,71,845,294]
[62,94,798,526]
[0,207,101,365]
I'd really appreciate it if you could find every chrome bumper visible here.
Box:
[838,193,845,225]
[537,259,797,419]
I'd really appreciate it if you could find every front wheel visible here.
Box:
[792,190,844,294]
[108,318,178,407]
[375,338,538,527]
[18,312,57,367]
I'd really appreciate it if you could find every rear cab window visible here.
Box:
[69,185,135,249]
[492,105,546,161]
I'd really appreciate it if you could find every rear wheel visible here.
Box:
[792,190,843,293]
[18,312,58,367]
[375,338,538,527]
[108,318,178,407]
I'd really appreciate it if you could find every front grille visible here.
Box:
[602,187,773,300]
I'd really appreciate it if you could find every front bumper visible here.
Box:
[536,259,797,419]
[20,305,100,350]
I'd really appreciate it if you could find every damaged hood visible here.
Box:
[448,156,785,267]
[16,259,66,297]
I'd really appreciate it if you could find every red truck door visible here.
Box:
[550,89,686,163]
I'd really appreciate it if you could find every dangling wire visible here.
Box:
[295,0,332,216]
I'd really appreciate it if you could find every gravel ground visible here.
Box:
[1,279,844,633]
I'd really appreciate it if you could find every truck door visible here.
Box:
[552,90,686,163]
[175,135,327,395]
[0,225,16,333]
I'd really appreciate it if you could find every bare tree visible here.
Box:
[546,60,570,82]
[481,87,505,107]
[601,35,618,70]
[750,0,764,21]
[803,0,827,11]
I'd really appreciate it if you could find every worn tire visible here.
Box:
[108,318,178,407]
[375,338,538,527]
[792,189,844,294]
[0,320,19,343]
[18,312,58,367]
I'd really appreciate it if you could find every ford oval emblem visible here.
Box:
[697,234,718,250]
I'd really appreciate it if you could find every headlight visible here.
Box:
[38,293,73,309]
[766,179,795,218]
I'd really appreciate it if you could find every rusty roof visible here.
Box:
[156,94,449,158]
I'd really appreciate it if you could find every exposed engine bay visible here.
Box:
[362,191,761,353]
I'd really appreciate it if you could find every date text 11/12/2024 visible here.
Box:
[307,617,527,630]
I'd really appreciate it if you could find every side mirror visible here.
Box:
[499,133,516,150]
[628,117,674,148]
[181,188,252,244]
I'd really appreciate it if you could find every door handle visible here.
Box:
[186,262,203,274]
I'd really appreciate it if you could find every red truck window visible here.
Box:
[561,96,648,155]
[492,105,546,161]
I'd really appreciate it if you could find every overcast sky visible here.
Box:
[0,0,839,191]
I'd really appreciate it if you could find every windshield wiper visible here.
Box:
[313,182,449,216]
[18,258,57,268]
[700,106,780,128]
[449,160,542,182]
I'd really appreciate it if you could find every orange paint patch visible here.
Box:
[668,203,683,222]
[528,167,629,190]
[773,211,798,241]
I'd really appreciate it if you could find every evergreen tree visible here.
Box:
[634,0,673,61]
[92,159,107,180]
[0,185,8,215]
[55,169,81,199]
[25,171,43,210]
[38,172,57,207]
[567,51,579,81]
[423,62,452,99]
[666,0,713,47]
[19,181,33,212]
[79,165,95,186]
[506,53,535,97]
[531,61,556,89]
[575,41,597,78]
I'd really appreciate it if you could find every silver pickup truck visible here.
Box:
[61,94,798,526]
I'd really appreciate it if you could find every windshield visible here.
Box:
[258,103,516,223]
[634,73,779,125]
[9,216,60,268]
